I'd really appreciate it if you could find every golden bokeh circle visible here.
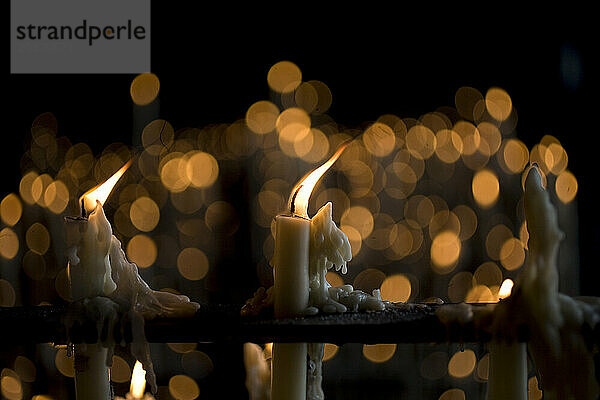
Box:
[0,194,22,226]
[267,61,302,93]
[555,170,578,203]
[0,279,16,307]
[186,152,219,189]
[362,344,396,363]
[44,180,70,214]
[130,73,160,106]
[110,355,131,383]
[54,348,74,378]
[380,274,411,303]
[177,248,209,281]
[439,388,466,400]
[127,234,157,268]
[26,223,51,255]
[14,356,36,383]
[472,169,499,208]
[0,228,19,260]
[130,196,160,232]
[323,343,339,362]
[431,231,461,272]
[485,87,512,121]
[168,374,200,400]
[363,122,396,158]
[246,101,279,135]
[448,349,476,378]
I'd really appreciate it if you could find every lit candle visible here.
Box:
[65,160,199,399]
[271,145,346,400]
[115,361,155,400]
[65,160,131,400]
[67,160,131,301]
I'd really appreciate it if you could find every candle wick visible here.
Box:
[290,185,302,216]
[80,198,86,218]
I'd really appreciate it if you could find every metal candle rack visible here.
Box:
[0,302,502,345]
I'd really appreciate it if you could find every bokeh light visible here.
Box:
[1,374,22,400]
[500,139,529,174]
[431,231,461,273]
[54,348,74,378]
[177,248,209,281]
[168,374,200,400]
[0,279,16,307]
[362,344,396,363]
[472,169,499,208]
[380,274,411,302]
[363,122,396,157]
[26,222,51,255]
[110,355,132,383]
[130,196,160,232]
[246,101,279,135]
[439,388,466,400]
[127,234,157,268]
[485,87,512,121]
[0,227,19,260]
[323,343,339,362]
[555,170,578,203]
[0,194,22,226]
[528,376,543,400]
[130,73,160,105]
[448,349,476,378]
[186,152,219,189]
[267,61,302,93]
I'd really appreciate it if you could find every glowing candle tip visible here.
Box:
[130,360,147,398]
[288,143,348,218]
[80,159,132,214]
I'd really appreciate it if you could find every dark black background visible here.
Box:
[6,6,598,295]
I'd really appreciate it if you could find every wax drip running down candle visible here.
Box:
[64,160,200,399]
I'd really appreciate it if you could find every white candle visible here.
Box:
[273,215,310,318]
[67,202,117,301]
[66,162,131,400]
[487,341,527,400]
[271,215,309,400]
[271,145,348,400]
[73,343,112,400]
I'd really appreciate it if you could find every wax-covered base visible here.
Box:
[66,202,200,395]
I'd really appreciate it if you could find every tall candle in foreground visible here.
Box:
[271,145,346,400]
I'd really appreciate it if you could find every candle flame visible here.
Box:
[130,360,146,398]
[498,278,514,299]
[288,143,348,218]
[80,159,132,214]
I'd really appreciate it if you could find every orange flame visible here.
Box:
[498,279,514,299]
[288,143,348,218]
[130,360,146,398]
[80,159,132,214]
